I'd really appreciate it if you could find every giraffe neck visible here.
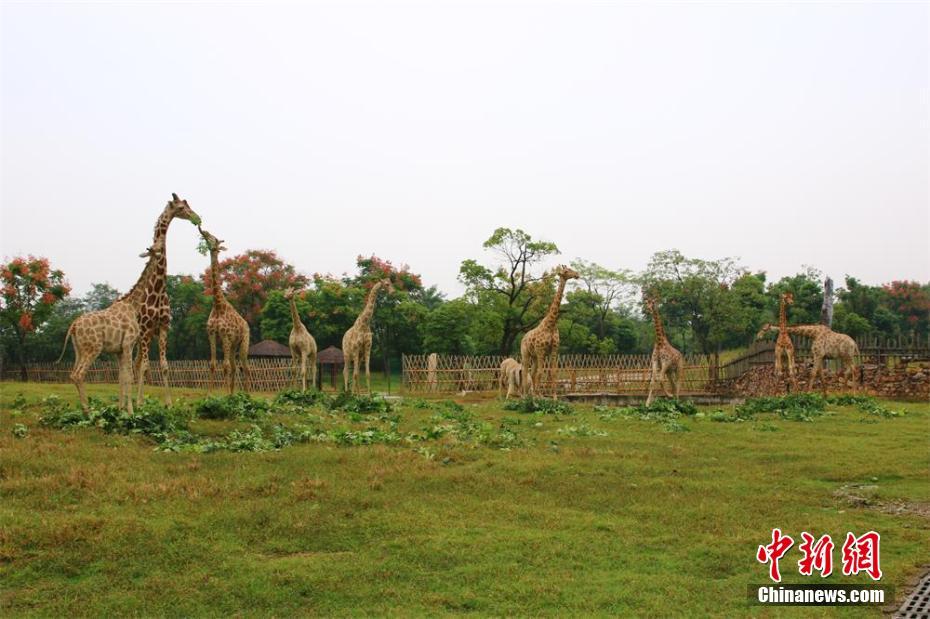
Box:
[209,251,230,308]
[121,254,161,309]
[650,303,668,344]
[778,297,789,331]
[541,276,569,330]
[354,282,382,330]
[784,324,828,339]
[289,295,301,327]
[148,207,174,293]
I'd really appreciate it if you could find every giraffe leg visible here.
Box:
[309,349,317,390]
[809,353,822,391]
[786,350,797,391]
[207,331,217,392]
[158,325,172,407]
[222,338,235,394]
[672,364,682,399]
[134,337,150,406]
[239,338,251,393]
[549,351,558,399]
[645,357,659,406]
[300,352,307,392]
[364,350,371,395]
[343,353,351,393]
[774,348,783,378]
[659,360,672,398]
[121,340,135,415]
[352,353,361,394]
[71,344,101,413]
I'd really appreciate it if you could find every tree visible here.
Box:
[882,281,930,337]
[570,259,635,340]
[640,250,759,357]
[202,249,308,340]
[422,299,475,355]
[0,256,70,377]
[82,282,120,311]
[767,269,823,324]
[459,228,559,355]
[165,275,211,359]
[349,255,426,373]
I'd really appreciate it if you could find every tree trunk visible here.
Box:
[821,277,834,327]
[17,329,27,381]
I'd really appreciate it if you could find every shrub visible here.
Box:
[503,397,573,415]
[194,393,269,420]
[12,423,28,438]
[274,389,329,408]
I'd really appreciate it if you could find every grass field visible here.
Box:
[1,381,928,617]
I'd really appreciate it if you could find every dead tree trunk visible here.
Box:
[821,276,834,327]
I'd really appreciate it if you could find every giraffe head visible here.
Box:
[198,227,226,256]
[376,277,395,295]
[283,287,300,300]
[781,292,794,306]
[167,193,201,226]
[555,264,580,281]
[755,323,774,340]
[139,235,167,258]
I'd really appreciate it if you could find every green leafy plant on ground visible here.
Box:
[503,396,573,415]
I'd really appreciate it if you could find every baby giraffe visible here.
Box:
[57,238,166,413]
[283,287,318,391]
[200,227,251,394]
[498,357,524,399]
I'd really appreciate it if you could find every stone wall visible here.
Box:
[715,361,930,401]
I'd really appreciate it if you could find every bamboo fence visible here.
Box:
[0,358,334,392]
[402,353,715,395]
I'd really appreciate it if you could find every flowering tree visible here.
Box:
[882,280,930,336]
[0,256,70,377]
[202,249,308,339]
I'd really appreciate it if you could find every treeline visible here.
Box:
[2,229,928,369]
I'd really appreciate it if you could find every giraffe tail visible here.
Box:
[55,322,75,364]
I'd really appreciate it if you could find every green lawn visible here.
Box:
[1,382,927,617]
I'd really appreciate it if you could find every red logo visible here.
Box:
[758,530,882,582]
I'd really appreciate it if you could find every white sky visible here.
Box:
[2,2,928,298]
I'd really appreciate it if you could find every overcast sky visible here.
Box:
[2,2,928,299]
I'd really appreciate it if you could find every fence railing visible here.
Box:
[0,358,331,392]
[718,334,930,382]
[402,353,715,395]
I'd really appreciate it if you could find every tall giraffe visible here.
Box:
[134,193,201,406]
[756,292,797,388]
[57,238,166,413]
[200,228,251,394]
[520,265,579,397]
[283,287,317,391]
[342,278,393,394]
[770,324,859,390]
[644,294,683,406]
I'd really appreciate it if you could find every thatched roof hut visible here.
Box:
[248,340,291,358]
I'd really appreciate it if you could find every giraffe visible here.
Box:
[283,287,317,391]
[134,193,201,406]
[342,278,393,394]
[769,324,860,390]
[519,265,579,398]
[644,294,684,406]
[200,227,251,394]
[756,292,797,389]
[498,357,524,399]
[57,238,166,413]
